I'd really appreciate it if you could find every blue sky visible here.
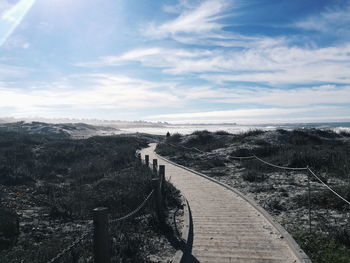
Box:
[0,0,350,123]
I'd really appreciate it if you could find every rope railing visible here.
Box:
[252,155,308,171]
[159,140,350,206]
[307,168,350,206]
[47,187,155,263]
[47,226,93,263]
[110,190,154,224]
[230,156,255,160]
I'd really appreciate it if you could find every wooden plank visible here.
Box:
[141,144,308,263]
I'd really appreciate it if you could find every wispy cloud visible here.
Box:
[75,47,214,68]
[145,0,232,37]
[1,0,350,123]
[296,2,350,39]
[0,73,183,118]
[77,43,350,85]
[145,105,350,123]
[0,63,30,79]
[176,84,350,109]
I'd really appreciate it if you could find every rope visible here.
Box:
[47,190,154,263]
[307,168,350,206]
[47,225,92,263]
[156,140,350,206]
[253,155,308,171]
[110,190,154,224]
[173,208,181,238]
[164,141,307,170]
[167,142,203,153]
[230,156,255,160]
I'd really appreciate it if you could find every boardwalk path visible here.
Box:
[141,144,310,263]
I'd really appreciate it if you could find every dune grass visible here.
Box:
[0,131,178,262]
[156,128,350,263]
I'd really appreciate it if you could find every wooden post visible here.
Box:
[159,165,165,192]
[153,159,158,174]
[152,178,164,224]
[307,167,312,234]
[137,153,141,162]
[93,207,110,263]
[145,155,149,167]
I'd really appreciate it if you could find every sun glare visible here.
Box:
[0,0,36,47]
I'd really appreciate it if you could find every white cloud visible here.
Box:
[142,0,286,48]
[78,43,350,85]
[75,47,214,69]
[2,71,350,122]
[296,2,350,38]
[178,84,350,107]
[2,34,30,49]
[76,1,350,87]
[0,74,183,116]
[145,105,350,124]
[0,63,29,79]
[176,44,350,84]
[146,0,232,37]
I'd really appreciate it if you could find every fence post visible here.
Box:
[93,207,110,263]
[153,159,158,174]
[145,155,149,167]
[152,178,165,225]
[307,167,312,234]
[159,165,165,192]
[137,153,141,162]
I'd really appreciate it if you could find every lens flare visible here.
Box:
[0,0,36,47]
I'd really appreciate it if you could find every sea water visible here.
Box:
[118,122,350,135]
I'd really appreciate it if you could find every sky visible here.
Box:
[0,0,350,124]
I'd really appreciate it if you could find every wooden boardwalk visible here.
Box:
[141,144,310,263]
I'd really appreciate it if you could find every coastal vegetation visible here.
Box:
[0,128,179,262]
[156,128,350,263]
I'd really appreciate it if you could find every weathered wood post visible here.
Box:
[159,165,165,192]
[153,159,158,174]
[93,207,110,263]
[152,178,164,225]
[145,155,149,167]
[307,167,312,234]
[136,153,141,163]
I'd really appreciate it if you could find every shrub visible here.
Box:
[0,208,19,250]
[187,130,214,145]
[291,129,323,145]
[242,170,267,182]
[251,145,280,157]
[230,148,251,157]
[166,133,182,143]
[295,232,350,263]
[294,186,350,211]
[266,198,286,212]
[155,143,179,156]
[276,128,288,134]
[185,130,227,151]
[339,131,350,137]
[215,130,230,135]
[239,129,265,137]
[201,157,226,169]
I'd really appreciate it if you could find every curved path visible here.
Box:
[141,144,310,263]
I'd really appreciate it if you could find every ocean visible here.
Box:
[118,122,350,135]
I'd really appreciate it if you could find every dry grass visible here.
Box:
[0,131,178,263]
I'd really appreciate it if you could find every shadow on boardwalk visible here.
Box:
[177,203,200,263]
[163,199,200,263]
